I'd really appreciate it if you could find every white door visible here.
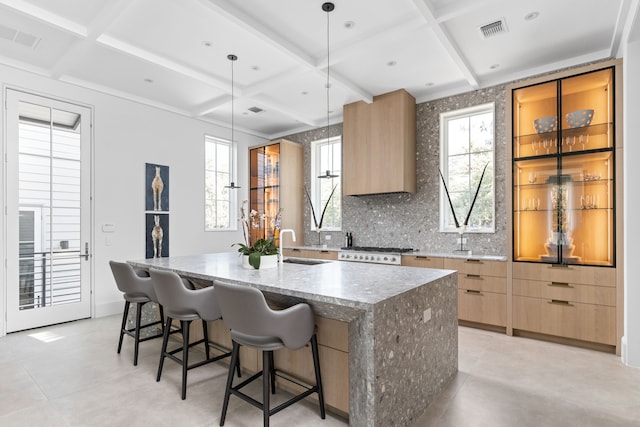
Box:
[5,90,92,332]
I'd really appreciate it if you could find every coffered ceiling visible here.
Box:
[0,0,637,139]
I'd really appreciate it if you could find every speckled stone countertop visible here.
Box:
[130,252,454,317]
[406,251,507,261]
[286,245,506,261]
[129,252,458,427]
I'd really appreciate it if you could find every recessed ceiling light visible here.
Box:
[202,41,212,47]
[344,21,355,29]
[387,60,397,67]
[144,78,153,83]
[524,11,539,21]
[425,82,434,87]
[251,65,260,71]
[301,91,308,95]
[490,64,500,70]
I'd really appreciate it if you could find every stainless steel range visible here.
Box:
[338,246,414,265]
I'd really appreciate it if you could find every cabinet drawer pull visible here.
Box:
[416,256,431,260]
[548,264,572,270]
[465,274,483,280]
[548,299,573,306]
[320,250,329,253]
[465,289,483,296]
[548,282,572,288]
[291,248,301,252]
[465,259,482,264]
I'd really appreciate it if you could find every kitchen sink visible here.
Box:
[282,258,328,265]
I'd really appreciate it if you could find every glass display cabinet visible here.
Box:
[512,67,615,266]
[249,143,280,243]
[249,139,303,247]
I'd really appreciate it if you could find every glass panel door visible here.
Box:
[5,90,92,332]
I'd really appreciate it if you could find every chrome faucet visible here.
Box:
[279,229,296,262]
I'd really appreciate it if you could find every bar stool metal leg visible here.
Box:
[117,301,130,354]
[311,334,326,419]
[157,316,173,382]
[133,302,144,366]
[262,350,271,427]
[181,320,190,400]
[220,341,241,426]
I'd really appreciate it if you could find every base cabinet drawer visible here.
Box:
[513,279,616,306]
[444,258,506,277]
[513,263,616,287]
[283,248,338,260]
[401,256,444,269]
[513,296,615,345]
[458,289,506,327]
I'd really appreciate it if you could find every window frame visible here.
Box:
[439,102,495,233]
[204,134,237,231]
[310,136,342,231]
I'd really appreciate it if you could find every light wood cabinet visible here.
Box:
[512,263,617,347]
[401,255,444,269]
[507,59,623,353]
[343,89,416,195]
[283,248,338,260]
[249,139,303,248]
[444,258,507,328]
[274,316,349,415]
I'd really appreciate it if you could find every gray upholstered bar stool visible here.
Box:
[150,268,237,400]
[213,280,325,427]
[109,260,165,366]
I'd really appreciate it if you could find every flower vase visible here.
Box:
[241,254,278,270]
[453,225,472,255]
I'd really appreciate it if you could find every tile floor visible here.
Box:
[1,316,639,426]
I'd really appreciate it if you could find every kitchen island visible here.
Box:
[129,252,458,427]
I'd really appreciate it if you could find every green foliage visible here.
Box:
[233,238,278,269]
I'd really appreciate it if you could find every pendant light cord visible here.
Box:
[227,54,239,188]
[321,2,336,179]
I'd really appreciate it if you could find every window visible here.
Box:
[310,136,342,230]
[439,103,495,232]
[205,135,235,230]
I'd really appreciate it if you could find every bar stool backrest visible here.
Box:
[213,280,314,350]
[110,261,156,301]
[150,269,222,321]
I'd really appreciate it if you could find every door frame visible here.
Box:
[2,87,95,335]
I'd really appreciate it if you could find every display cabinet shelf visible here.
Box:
[511,66,616,267]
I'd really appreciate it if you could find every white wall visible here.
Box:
[623,37,640,367]
[1,64,266,333]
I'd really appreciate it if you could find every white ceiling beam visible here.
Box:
[0,0,86,37]
[410,0,479,89]
[96,35,230,91]
[195,94,232,116]
[433,0,501,23]
[50,0,133,79]
[196,0,316,68]
[611,0,639,55]
[198,0,371,105]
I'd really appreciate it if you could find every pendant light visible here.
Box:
[225,53,241,189]
[318,2,339,179]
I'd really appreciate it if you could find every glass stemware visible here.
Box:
[566,135,575,152]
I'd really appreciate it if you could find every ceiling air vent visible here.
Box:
[0,23,41,48]
[479,18,508,39]
[248,106,263,113]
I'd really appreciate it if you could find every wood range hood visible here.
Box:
[342,88,416,196]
